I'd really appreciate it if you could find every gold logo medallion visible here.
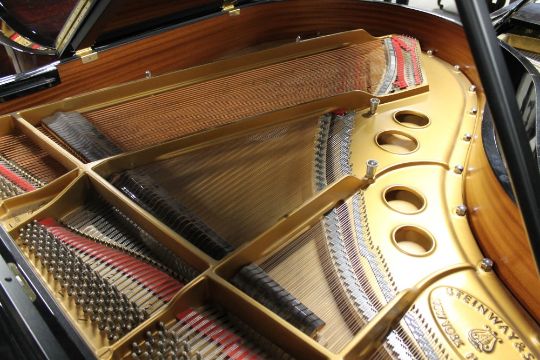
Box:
[468,325,502,353]
[429,287,536,360]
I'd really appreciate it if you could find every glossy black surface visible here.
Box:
[0,226,94,359]
[0,0,77,47]
[0,64,60,102]
[483,42,540,199]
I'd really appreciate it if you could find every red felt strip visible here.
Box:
[391,37,407,90]
[176,308,196,321]
[38,218,182,300]
[392,36,422,87]
[191,311,257,359]
[0,164,35,192]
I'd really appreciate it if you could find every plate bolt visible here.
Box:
[365,159,378,180]
[456,205,467,216]
[470,107,478,115]
[480,258,494,272]
[427,49,434,56]
[469,85,477,92]
[454,165,464,174]
[368,98,380,116]
[454,65,461,72]
[463,133,472,141]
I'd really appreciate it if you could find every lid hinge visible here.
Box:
[75,47,98,64]
[223,0,240,16]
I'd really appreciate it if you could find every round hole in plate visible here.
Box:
[384,186,426,214]
[392,226,435,256]
[393,111,430,128]
[375,131,419,154]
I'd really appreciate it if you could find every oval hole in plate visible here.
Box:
[384,186,426,214]
[393,226,435,256]
[376,131,418,154]
[394,111,430,128]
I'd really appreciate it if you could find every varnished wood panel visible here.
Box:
[100,0,218,34]
[465,130,540,323]
[0,0,477,115]
[0,46,14,77]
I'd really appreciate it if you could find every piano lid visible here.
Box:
[0,0,253,58]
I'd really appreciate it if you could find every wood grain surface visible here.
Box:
[465,131,540,323]
[0,0,477,115]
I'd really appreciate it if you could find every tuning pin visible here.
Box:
[132,342,143,355]
[157,340,166,353]
[146,331,155,345]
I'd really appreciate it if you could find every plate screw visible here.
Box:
[427,49,434,56]
[463,133,472,141]
[454,165,464,174]
[456,205,467,216]
[454,65,461,72]
[368,98,380,116]
[470,107,478,115]
[480,258,494,272]
[469,85,477,92]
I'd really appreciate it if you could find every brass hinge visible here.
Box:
[223,0,240,16]
[75,47,98,63]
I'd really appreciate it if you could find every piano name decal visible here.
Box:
[429,286,536,360]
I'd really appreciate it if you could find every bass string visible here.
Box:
[0,130,65,184]
[55,230,167,312]
[84,39,387,151]
[135,116,321,248]
[60,199,199,283]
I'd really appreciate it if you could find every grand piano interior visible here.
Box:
[0,1,538,359]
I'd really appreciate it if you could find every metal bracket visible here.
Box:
[223,0,241,15]
[75,47,98,64]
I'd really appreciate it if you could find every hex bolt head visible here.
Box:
[479,258,494,272]
[456,205,467,216]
